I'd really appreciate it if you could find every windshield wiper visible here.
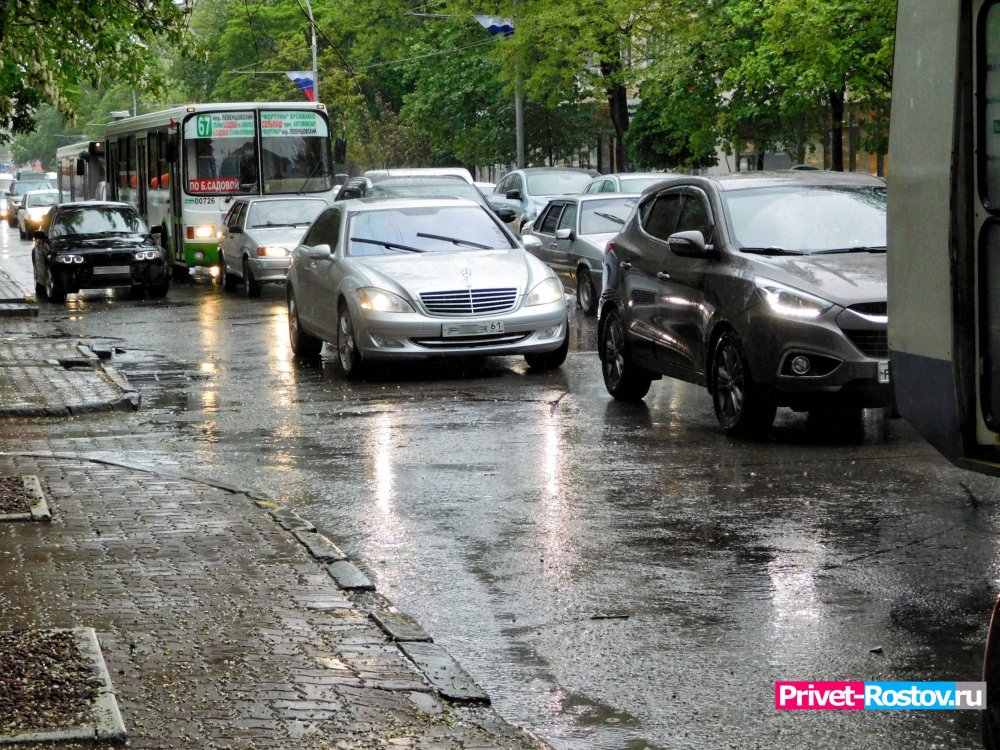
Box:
[350,237,424,253]
[740,246,805,256]
[593,211,625,224]
[297,160,325,196]
[811,245,887,255]
[416,232,490,249]
[251,223,297,229]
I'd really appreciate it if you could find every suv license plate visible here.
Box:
[442,321,504,338]
[878,360,890,384]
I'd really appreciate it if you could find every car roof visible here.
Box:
[364,168,474,184]
[55,200,137,209]
[348,196,483,212]
[513,167,600,175]
[549,192,641,204]
[643,170,885,194]
[372,176,474,187]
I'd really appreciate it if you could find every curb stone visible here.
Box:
[0,474,51,522]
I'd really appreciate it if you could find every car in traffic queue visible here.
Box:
[16,189,59,240]
[598,170,890,437]
[32,201,169,302]
[6,179,55,227]
[491,167,600,232]
[218,196,328,297]
[521,193,639,316]
[285,197,569,379]
[583,172,672,195]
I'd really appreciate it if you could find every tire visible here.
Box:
[146,280,169,299]
[243,258,262,298]
[600,307,653,401]
[18,225,25,240]
[337,303,367,379]
[221,254,238,291]
[44,265,65,303]
[577,268,597,316]
[711,331,776,438]
[287,288,322,358]
[524,332,569,371]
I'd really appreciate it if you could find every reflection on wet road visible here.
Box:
[2,223,997,749]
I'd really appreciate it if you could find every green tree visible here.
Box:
[0,0,186,142]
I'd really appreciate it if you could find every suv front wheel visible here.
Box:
[711,331,776,438]
[600,307,652,401]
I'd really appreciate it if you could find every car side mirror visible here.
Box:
[667,230,710,257]
[522,235,543,253]
[495,208,516,223]
[228,225,243,235]
[506,189,522,201]
[306,243,332,259]
[555,228,574,241]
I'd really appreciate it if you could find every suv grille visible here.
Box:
[844,330,888,358]
[420,288,517,316]
[848,302,887,317]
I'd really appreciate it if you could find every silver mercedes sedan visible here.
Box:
[285,197,569,378]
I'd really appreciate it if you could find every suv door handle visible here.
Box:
[620,261,632,270]
[657,271,671,280]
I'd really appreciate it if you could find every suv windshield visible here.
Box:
[50,206,149,237]
[526,171,594,196]
[724,185,886,254]
[347,205,513,256]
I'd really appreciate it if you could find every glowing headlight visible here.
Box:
[133,250,163,261]
[524,277,564,306]
[755,277,833,319]
[356,287,413,313]
[56,255,85,264]
[257,246,289,258]
[27,208,48,220]
[188,224,216,239]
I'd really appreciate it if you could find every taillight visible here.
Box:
[604,240,616,255]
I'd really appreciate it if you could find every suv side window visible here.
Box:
[676,191,714,243]
[538,204,562,234]
[642,193,683,242]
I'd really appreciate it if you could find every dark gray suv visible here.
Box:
[598,171,889,437]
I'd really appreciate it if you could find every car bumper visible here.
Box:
[54,261,168,291]
[249,257,290,283]
[740,303,891,408]
[352,300,568,360]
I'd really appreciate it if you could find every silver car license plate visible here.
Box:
[442,320,504,338]
[878,360,890,384]
[92,266,130,276]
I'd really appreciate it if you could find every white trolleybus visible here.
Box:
[56,140,106,203]
[67,102,337,280]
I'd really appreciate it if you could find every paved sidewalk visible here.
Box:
[0,268,545,749]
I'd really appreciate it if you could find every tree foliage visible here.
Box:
[0,0,186,142]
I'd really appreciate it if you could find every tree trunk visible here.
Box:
[829,88,845,172]
[600,58,630,173]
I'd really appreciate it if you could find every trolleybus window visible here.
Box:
[260,110,333,195]
[183,111,258,195]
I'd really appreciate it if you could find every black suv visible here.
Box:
[32,202,168,302]
[598,171,890,437]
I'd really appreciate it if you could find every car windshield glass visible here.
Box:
[26,193,59,208]
[580,197,638,234]
[260,111,334,195]
[50,206,148,237]
[346,205,514,256]
[620,177,667,192]
[526,171,594,195]
[724,185,886,254]
[12,182,53,196]
[248,199,326,227]
[367,183,486,205]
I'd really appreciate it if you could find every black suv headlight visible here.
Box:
[133,249,163,261]
[55,255,85,265]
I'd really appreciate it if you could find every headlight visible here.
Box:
[257,246,290,258]
[187,224,216,239]
[356,287,414,313]
[524,277,564,306]
[755,277,833,319]
[27,208,48,220]
[134,250,163,261]
[56,255,85,265]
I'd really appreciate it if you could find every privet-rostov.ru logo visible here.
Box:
[774,681,986,710]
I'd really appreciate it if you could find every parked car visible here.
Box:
[492,167,600,231]
[522,194,639,315]
[32,201,168,302]
[218,196,328,297]
[583,172,671,194]
[16,189,59,239]
[6,180,55,226]
[285,197,569,378]
[598,171,890,437]
[353,175,521,233]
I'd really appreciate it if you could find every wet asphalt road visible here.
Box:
[2,223,998,749]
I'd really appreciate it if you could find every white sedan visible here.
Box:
[286,197,569,378]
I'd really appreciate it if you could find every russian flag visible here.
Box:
[474,15,514,37]
[286,71,316,102]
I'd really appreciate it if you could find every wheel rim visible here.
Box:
[338,309,355,370]
[45,267,55,298]
[714,342,745,424]
[578,271,592,310]
[288,297,300,347]
[603,315,627,388]
[243,261,253,295]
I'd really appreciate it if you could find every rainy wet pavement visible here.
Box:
[2,224,997,749]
